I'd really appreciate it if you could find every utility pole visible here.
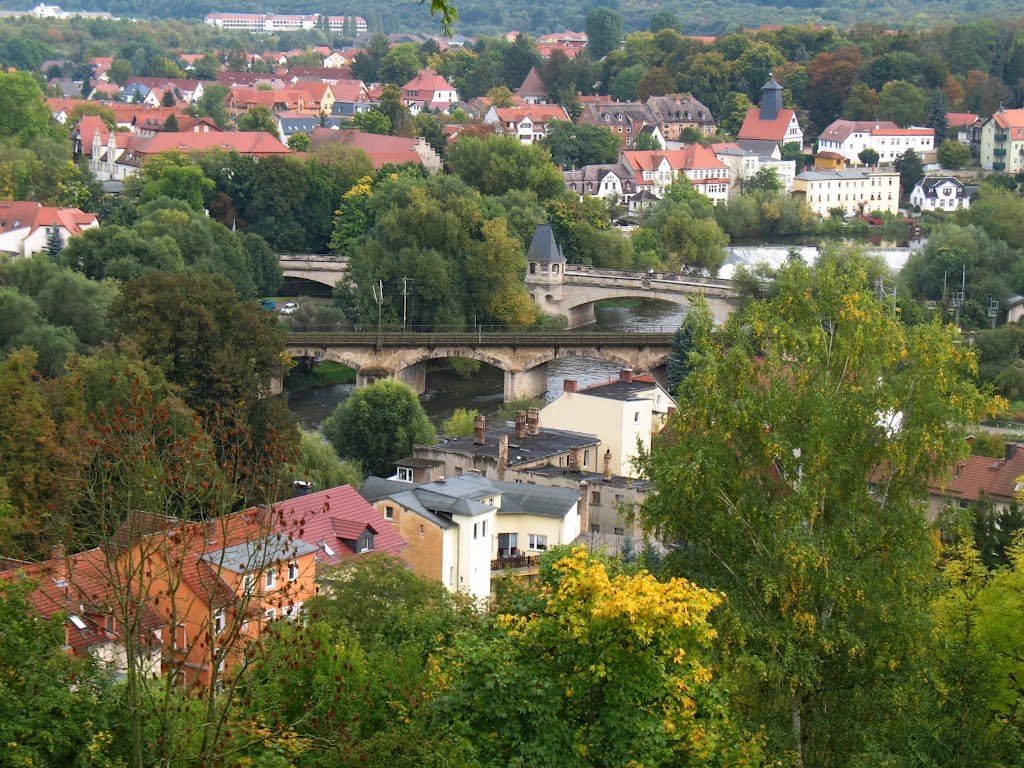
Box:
[400,276,411,332]
[372,279,383,345]
[952,265,965,329]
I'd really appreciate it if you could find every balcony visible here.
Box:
[994,148,1007,157]
[491,555,541,572]
[993,162,1006,171]
[996,133,1008,142]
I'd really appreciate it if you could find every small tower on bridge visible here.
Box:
[525,224,566,307]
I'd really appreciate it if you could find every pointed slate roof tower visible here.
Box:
[516,66,550,104]
[524,224,566,292]
[759,74,784,121]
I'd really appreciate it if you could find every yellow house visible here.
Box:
[360,475,581,601]
[540,370,677,479]
[791,169,900,217]
[980,107,1024,172]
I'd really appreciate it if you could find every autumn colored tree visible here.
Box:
[637,251,987,766]
[436,548,763,767]
[805,48,861,132]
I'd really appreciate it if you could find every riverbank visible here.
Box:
[285,360,356,392]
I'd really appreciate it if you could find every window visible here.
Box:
[590,523,600,533]
[384,506,394,521]
[528,534,548,551]
[357,532,374,552]
[591,491,602,505]
[397,467,414,482]
[615,494,625,503]
[288,562,299,581]
[481,520,487,537]
[265,609,276,621]
[473,522,479,539]
[583,449,589,466]
[419,524,425,536]
[498,532,518,557]
[634,411,640,422]
[214,608,225,634]
[614,527,625,535]
[265,570,277,590]
[243,574,255,594]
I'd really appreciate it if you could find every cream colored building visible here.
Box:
[791,169,900,217]
[980,108,1024,173]
[540,370,676,478]
[360,475,580,601]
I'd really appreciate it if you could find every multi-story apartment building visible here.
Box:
[204,12,366,34]
[791,169,900,217]
[980,107,1024,172]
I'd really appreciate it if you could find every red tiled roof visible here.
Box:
[493,105,569,124]
[271,485,407,567]
[929,447,1024,503]
[308,128,424,167]
[947,112,979,127]
[129,131,291,156]
[73,114,110,155]
[680,142,727,170]
[229,87,304,111]
[737,107,796,142]
[871,127,934,136]
[401,67,455,97]
[990,109,1024,132]
[0,201,97,236]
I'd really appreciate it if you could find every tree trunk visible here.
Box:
[791,692,805,768]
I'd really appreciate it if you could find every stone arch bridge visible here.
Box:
[283,330,674,402]
[276,255,739,328]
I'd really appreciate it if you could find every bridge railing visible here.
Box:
[286,325,678,346]
[277,253,349,262]
[564,265,734,287]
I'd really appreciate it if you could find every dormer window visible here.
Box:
[358,531,374,553]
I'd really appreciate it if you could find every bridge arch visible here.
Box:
[399,347,516,374]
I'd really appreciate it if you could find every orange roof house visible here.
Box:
[0,201,99,257]
[737,75,803,150]
[308,128,442,171]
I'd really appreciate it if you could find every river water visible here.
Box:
[287,298,682,431]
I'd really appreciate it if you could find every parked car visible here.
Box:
[281,301,298,315]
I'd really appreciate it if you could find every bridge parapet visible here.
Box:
[564,265,734,290]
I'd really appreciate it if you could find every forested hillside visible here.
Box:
[2,0,1024,35]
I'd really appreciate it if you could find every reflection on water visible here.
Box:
[286,298,683,432]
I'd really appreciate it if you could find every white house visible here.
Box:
[0,201,98,257]
[619,145,731,203]
[713,142,796,193]
[484,105,571,144]
[400,68,459,113]
[817,119,935,164]
[909,177,976,212]
[563,163,637,203]
[360,474,581,601]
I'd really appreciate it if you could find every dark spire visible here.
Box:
[526,224,566,263]
[759,74,783,121]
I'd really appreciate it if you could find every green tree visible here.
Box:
[287,429,363,491]
[877,80,927,127]
[443,407,479,437]
[649,9,681,32]
[43,226,63,259]
[781,141,804,163]
[929,87,951,139]
[0,71,53,143]
[109,57,132,85]
[895,147,925,197]
[746,166,782,193]
[133,154,216,211]
[0,579,112,766]
[938,140,971,170]
[841,83,878,121]
[437,548,763,767]
[540,120,620,168]
[637,252,986,766]
[163,112,179,131]
[196,83,230,129]
[485,85,516,107]
[378,44,421,86]
[586,7,623,60]
[608,63,646,102]
[237,105,279,137]
[287,132,311,152]
[718,91,754,135]
[858,147,880,166]
[666,296,713,395]
[353,109,392,135]
[447,135,565,200]
[160,88,177,107]
[378,83,411,136]
[322,379,436,477]
[633,131,662,150]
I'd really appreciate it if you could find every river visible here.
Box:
[287,298,682,431]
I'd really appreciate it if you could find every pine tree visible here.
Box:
[44,227,63,259]
[163,113,179,131]
[929,88,950,141]
[666,296,714,395]
[161,89,177,107]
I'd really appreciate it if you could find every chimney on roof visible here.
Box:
[1006,442,1018,462]
[498,433,509,480]
[568,446,580,471]
[292,479,313,497]
[563,379,577,392]
[603,449,613,480]
[620,368,633,383]
[578,479,590,533]
[473,413,486,445]
[526,407,540,436]
[515,410,528,439]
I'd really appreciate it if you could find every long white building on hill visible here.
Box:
[204,12,366,34]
